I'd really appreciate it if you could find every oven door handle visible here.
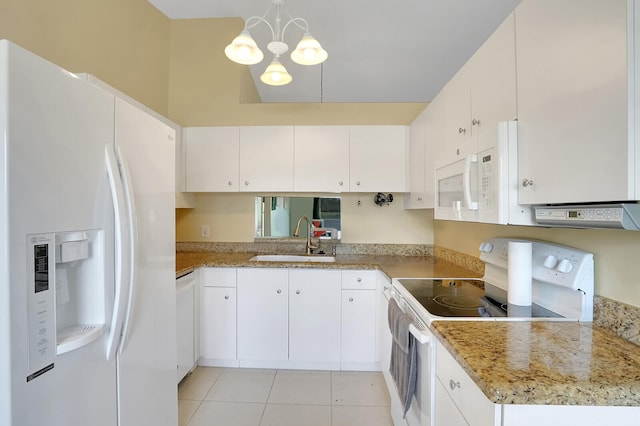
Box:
[409,324,430,344]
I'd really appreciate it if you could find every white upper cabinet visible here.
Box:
[184,127,240,192]
[406,105,438,209]
[349,125,408,192]
[294,126,350,192]
[468,12,517,154]
[406,108,427,208]
[437,13,517,170]
[515,0,629,204]
[439,67,474,167]
[239,126,295,192]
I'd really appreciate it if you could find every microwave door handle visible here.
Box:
[464,154,479,210]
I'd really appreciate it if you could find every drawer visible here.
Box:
[341,270,376,290]
[200,267,237,287]
[436,343,498,426]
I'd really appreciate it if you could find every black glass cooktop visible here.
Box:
[396,278,562,318]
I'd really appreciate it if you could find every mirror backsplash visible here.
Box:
[255,196,341,239]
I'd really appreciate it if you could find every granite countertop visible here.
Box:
[432,321,640,406]
[176,251,481,280]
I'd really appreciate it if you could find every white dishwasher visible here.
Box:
[176,271,196,383]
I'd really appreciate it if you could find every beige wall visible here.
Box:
[435,220,640,307]
[0,0,171,115]
[177,193,434,245]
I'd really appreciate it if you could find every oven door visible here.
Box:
[404,324,434,426]
[383,287,434,426]
[435,155,480,222]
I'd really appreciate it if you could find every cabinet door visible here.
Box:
[294,126,350,192]
[341,289,376,368]
[237,269,289,362]
[435,379,469,426]
[288,269,341,365]
[469,13,517,154]
[239,126,294,192]
[349,126,408,192]
[200,287,236,361]
[515,0,628,204]
[406,108,427,208]
[423,94,443,207]
[439,69,474,167]
[184,127,240,192]
[436,343,499,426]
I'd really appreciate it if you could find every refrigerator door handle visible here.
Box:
[105,143,132,360]
[115,144,139,355]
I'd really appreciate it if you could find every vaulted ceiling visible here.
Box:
[149,0,522,103]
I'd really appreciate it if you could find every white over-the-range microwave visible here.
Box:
[435,121,534,225]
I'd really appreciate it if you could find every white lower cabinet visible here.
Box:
[237,268,289,367]
[289,269,342,369]
[233,268,379,370]
[341,270,378,370]
[435,343,500,426]
[341,289,376,370]
[435,379,469,426]
[199,268,238,367]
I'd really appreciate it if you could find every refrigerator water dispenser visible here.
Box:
[54,231,106,355]
[27,229,108,380]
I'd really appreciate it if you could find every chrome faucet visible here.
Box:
[293,215,318,255]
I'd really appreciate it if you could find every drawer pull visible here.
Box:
[449,379,461,390]
[224,295,230,300]
[276,289,282,294]
[356,278,362,283]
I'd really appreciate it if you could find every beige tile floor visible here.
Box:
[178,367,393,426]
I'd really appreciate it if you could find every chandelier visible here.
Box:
[224,0,328,86]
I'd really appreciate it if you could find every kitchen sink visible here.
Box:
[249,254,336,263]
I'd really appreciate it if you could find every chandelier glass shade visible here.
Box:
[224,0,328,86]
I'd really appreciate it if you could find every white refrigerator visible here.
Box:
[0,40,178,426]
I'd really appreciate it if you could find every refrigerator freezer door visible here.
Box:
[0,40,117,426]
[114,97,178,426]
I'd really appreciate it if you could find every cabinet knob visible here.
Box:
[417,197,423,202]
[449,379,461,390]
[356,278,362,283]
[348,297,354,302]
[356,181,361,186]
[224,295,230,300]
[456,148,461,155]
[276,289,282,294]
[458,127,466,134]
[472,118,480,126]
[296,290,301,295]
[244,181,249,186]
[522,178,534,187]
[228,181,233,186]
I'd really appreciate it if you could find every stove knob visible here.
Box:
[543,255,558,269]
[479,242,493,253]
[556,258,573,273]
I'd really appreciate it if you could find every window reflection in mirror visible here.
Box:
[255,197,341,239]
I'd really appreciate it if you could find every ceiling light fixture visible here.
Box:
[224,0,328,86]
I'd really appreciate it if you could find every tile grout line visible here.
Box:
[258,369,280,425]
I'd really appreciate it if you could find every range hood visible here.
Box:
[535,203,640,230]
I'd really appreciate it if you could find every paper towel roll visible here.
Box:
[507,241,532,306]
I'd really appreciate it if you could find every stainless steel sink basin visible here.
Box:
[249,255,336,263]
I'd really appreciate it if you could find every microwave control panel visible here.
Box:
[480,153,495,209]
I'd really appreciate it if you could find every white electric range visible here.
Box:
[385,238,594,426]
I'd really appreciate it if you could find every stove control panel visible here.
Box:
[480,238,593,291]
